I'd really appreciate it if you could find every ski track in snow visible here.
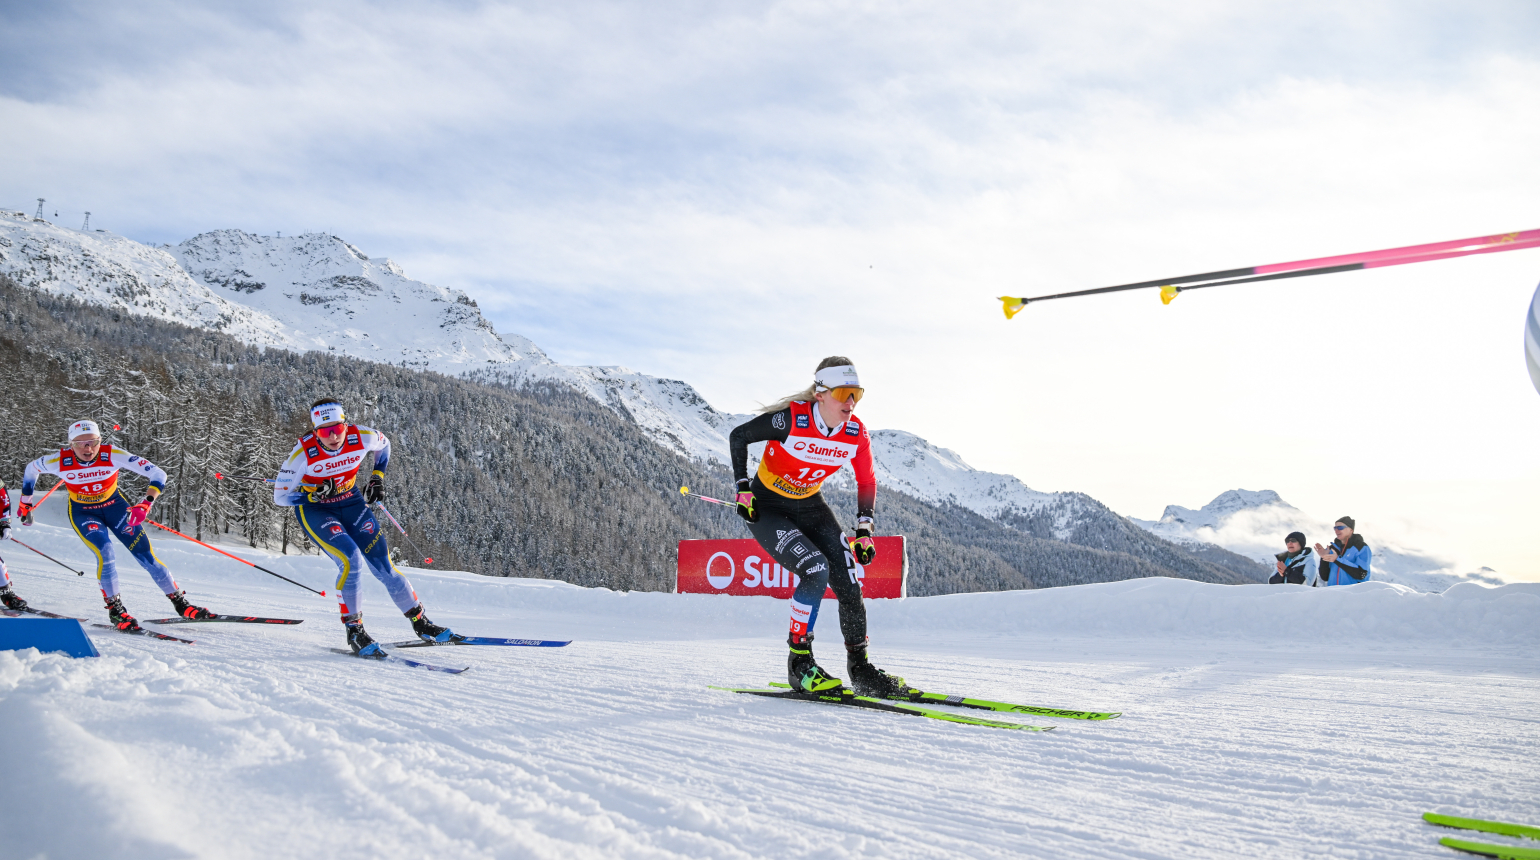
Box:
[1,506,1537,859]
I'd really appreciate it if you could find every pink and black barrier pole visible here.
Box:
[1000,228,1540,314]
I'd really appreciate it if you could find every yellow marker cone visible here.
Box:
[999,296,1027,319]
[1159,285,1180,305]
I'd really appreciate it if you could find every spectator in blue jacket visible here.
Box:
[1313,516,1371,586]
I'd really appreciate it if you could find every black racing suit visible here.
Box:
[729,407,875,647]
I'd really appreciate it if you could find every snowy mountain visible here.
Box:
[1132,489,1502,591]
[468,365,751,469]
[855,431,1264,581]
[0,211,287,346]
[170,229,539,370]
[868,430,1056,521]
[1,214,752,465]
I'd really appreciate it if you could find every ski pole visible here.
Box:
[21,480,62,512]
[999,227,1540,314]
[7,536,86,576]
[679,486,735,508]
[35,481,62,505]
[213,472,275,483]
[145,519,327,596]
[373,502,433,565]
[13,480,62,526]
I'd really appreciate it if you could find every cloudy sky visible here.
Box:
[5,1,1540,579]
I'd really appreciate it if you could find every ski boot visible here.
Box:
[0,586,29,612]
[788,633,843,694]
[846,639,914,698]
[345,617,382,657]
[105,595,141,632]
[168,590,216,620]
[406,605,461,643]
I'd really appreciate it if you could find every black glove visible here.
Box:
[734,479,758,524]
[305,477,340,504]
[363,470,385,504]
[851,519,876,565]
[17,502,34,526]
[0,517,10,541]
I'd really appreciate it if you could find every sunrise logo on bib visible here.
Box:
[756,401,865,499]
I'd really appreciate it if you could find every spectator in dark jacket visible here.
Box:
[1270,531,1315,585]
[1314,516,1372,586]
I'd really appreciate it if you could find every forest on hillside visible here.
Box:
[0,275,1263,594]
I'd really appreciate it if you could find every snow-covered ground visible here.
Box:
[3,502,1537,860]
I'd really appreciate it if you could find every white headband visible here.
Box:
[68,419,101,440]
[813,365,860,390]
[310,403,346,427]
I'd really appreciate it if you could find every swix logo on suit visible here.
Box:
[756,401,867,499]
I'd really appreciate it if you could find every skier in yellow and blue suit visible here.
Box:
[271,397,457,654]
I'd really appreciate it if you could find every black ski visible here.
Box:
[89,623,195,643]
[712,685,1051,731]
[147,615,303,625]
[384,635,570,648]
[327,647,468,674]
[2,606,88,621]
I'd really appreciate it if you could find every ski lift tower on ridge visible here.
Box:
[82,212,90,231]
[34,199,44,220]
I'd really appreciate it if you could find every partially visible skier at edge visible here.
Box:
[728,356,910,697]
[272,398,458,655]
[0,479,30,612]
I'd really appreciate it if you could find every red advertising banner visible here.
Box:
[676,536,907,599]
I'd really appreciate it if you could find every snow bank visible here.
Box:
[399,567,1540,650]
[10,501,1535,651]
[870,577,1540,648]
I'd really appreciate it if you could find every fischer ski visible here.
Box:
[89,623,195,644]
[767,681,1121,720]
[1436,837,1540,859]
[385,636,571,648]
[147,615,303,625]
[1425,814,1540,842]
[328,647,469,674]
[712,686,1052,731]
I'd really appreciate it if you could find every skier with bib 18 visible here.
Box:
[272,398,457,655]
[728,357,909,697]
[19,420,216,629]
